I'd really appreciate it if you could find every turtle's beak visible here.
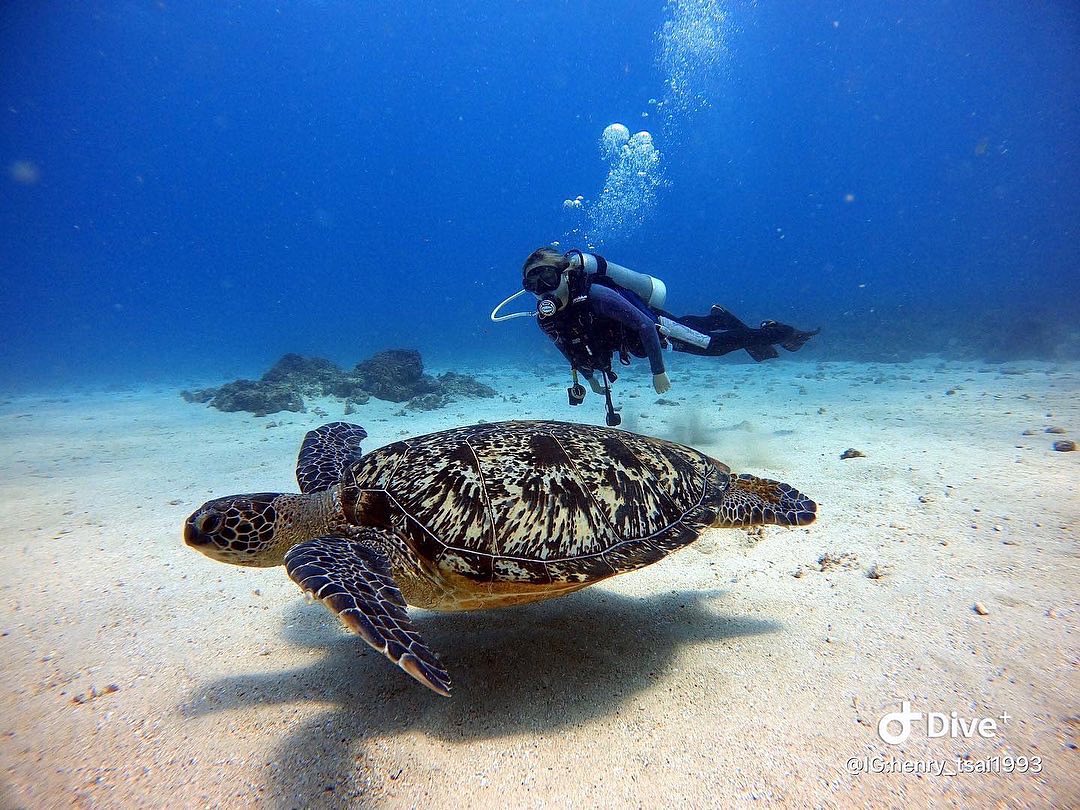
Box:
[183,504,224,550]
[183,517,209,547]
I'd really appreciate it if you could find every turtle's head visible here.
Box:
[184,493,295,567]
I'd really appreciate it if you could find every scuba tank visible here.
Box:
[565,250,667,309]
[565,251,711,350]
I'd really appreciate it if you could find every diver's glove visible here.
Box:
[588,375,606,395]
[653,372,672,394]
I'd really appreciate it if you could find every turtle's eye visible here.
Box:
[197,511,223,535]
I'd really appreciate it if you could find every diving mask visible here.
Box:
[522,264,563,294]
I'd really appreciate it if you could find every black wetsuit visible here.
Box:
[666,305,817,361]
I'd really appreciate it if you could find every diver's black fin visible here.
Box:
[712,306,778,360]
[781,327,821,352]
[745,344,780,362]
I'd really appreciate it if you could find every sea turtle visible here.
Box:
[184,420,816,696]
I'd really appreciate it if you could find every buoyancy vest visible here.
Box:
[538,270,657,374]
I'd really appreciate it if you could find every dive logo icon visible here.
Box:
[878,701,922,745]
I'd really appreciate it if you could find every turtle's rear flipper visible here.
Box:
[712,474,817,528]
[285,533,452,697]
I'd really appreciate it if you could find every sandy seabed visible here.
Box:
[0,357,1076,808]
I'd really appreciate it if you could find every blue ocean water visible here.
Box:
[1,1,1078,392]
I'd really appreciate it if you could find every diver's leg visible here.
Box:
[672,323,817,361]
[667,310,819,360]
[675,305,750,334]
[669,328,771,358]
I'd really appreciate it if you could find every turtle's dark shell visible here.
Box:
[337,420,728,586]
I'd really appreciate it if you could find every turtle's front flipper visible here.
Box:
[284,533,451,697]
[712,474,817,528]
[295,422,369,494]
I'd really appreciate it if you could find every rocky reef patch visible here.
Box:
[181,349,496,416]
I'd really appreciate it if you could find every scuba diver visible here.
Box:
[491,246,819,426]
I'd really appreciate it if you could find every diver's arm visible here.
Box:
[588,285,666,375]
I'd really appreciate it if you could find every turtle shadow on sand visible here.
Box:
[179,587,779,806]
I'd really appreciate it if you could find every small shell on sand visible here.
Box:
[840,448,865,460]
[973,602,990,615]
[1052,439,1076,452]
